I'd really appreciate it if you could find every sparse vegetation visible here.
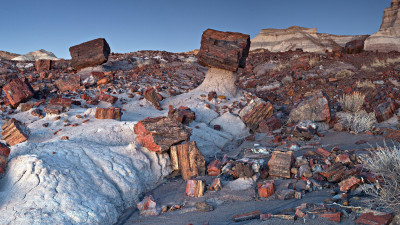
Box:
[338,91,365,113]
[337,110,376,134]
[370,56,400,68]
[360,65,374,72]
[273,62,290,71]
[356,80,376,89]
[335,69,354,79]
[362,143,400,213]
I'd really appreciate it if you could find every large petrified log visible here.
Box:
[239,97,274,132]
[1,118,30,146]
[69,38,110,70]
[3,78,34,108]
[197,29,250,71]
[134,117,192,153]
[170,141,205,180]
[194,29,250,97]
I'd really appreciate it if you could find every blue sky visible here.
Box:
[0,0,391,59]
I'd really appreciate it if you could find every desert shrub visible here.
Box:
[356,80,376,89]
[360,65,374,72]
[337,110,376,134]
[338,91,365,113]
[273,62,290,72]
[371,56,400,68]
[362,143,400,213]
[335,69,355,79]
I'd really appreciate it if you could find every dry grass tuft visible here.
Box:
[360,65,374,72]
[356,80,376,89]
[337,110,376,134]
[338,91,365,113]
[362,143,400,213]
[335,69,354,79]
[370,56,400,68]
[273,62,290,72]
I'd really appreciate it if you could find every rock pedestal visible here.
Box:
[69,38,110,70]
[194,29,250,97]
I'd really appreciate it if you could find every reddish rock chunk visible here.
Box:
[50,98,73,108]
[383,128,400,142]
[44,104,64,114]
[258,180,275,198]
[55,75,81,92]
[345,39,365,54]
[233,162,254,178]
[257,116,282,133]
[207,159,222,176]
[170,141,205,180]
[320,162,347,183]
[3,78,34,108]
[339,176,361,192]
[137,195,159,216]
[375,101,398,122]
[0,143,10,175]
[335,153,352,164]
[356,212,393,225]
[134,117,192,153]
[95,107,123,120]
[315,147,331,158]
[99,94,118,104]
[209,178,222,191]
[1,119,29,146]
[35,59,52,71]
[197,29,250,71]
[289,91,331,123]
[186,180,205,197]
[168,105,195,125]
[239,98,274,132]
[232,211,261,222]
[321,212,342,223]
[69,38,110,70]
[268,151,294,178]
[143,87,162,110]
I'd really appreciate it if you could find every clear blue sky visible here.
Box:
[0,0,391,59]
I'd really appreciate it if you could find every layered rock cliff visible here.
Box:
[365,0,400,52]
[250,26,368,53]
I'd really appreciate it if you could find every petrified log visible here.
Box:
[143,87,162,110]
[320,162,347,183]
[3,78,34,108]
[170,141,205,180]
[239,97,274,132]
[55,75,81,92]
[267,151,294,178]
[134,117,191,153]
[197,29,250,71]
[35,59,52,71]
[95,107,122,120]
[69,38,110,70]
[1,118,29,146]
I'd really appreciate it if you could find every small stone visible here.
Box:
[195,202,214,212]
[207,159,222,176]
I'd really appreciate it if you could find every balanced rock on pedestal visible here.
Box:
[195,29,250,97]
[69,38,110,70]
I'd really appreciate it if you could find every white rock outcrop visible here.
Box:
[12,49,59,61]
[251,26,368,53]
[0,120,171,224]
[365,0,400,52]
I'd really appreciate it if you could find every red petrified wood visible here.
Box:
[170,141,205,180]
[186,180,205,197]
[197,29,250,71]
[69,38,110,70]
[239,98,274,132]
[143,87,162,110]
[134,117,191,153]
[1,119,29,146]
[3,78,34,108]
[258,180,275,198]
[268,151,294,178]
[168,105,195,125]
[95,107,123,120]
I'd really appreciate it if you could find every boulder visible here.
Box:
[134,117,192,153]
[365,0,400,52]
[197,29,250,71]
[1,118,29,146]
[3,78,34,107]
[289,91,331,123]
[69,38,110,70]
[95,107,123,120]
[345,39,365,54]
